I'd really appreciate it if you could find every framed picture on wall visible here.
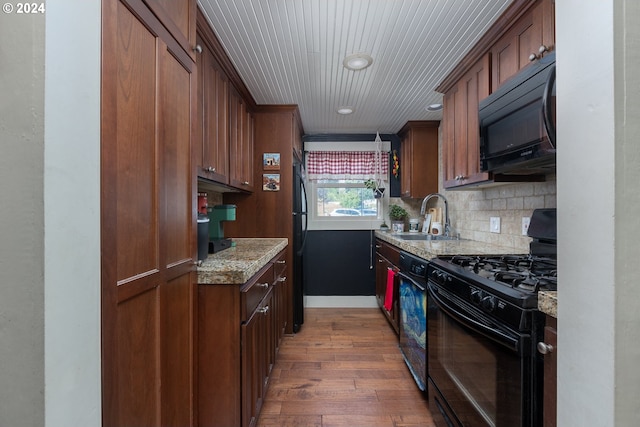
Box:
[263,153,281,171]
[262,174,280,191]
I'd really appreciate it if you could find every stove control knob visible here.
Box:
[470,289,483,305]
[481,295,496,312]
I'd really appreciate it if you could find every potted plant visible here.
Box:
[364,179,385,199]
[388,204,408,233]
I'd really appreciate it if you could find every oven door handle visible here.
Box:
[397,271,426,291]
[428,282,520,352]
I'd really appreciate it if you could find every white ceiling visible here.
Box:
[197,0,512,134]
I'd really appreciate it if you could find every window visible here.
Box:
[314,179,380,218]
[304,140,390,230]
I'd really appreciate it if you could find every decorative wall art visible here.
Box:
[263,153,281,171]
[262,174,280,191]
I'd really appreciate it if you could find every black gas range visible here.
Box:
[427,209,556,427]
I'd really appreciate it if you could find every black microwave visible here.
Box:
[479,52,556,175]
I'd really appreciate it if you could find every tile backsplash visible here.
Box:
[393,176,557,252]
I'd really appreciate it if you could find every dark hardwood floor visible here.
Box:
[257,308,434,427]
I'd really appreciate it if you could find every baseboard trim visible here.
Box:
[304,295,378,308]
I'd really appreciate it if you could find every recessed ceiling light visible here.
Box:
[426,103,443,111]
[337,106,354,115]
[343,53,373,71]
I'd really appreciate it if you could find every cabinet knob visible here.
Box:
[529,46,549,62]
[203,166,216,173]
[242,181,250,185]
[193,260,202,267]
[277,276,286,282]
[193,44,202,54]
[257,305,270,314]
[537,341,555,354]
[257,282,269,289]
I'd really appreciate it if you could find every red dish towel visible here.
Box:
[384,268,395,311]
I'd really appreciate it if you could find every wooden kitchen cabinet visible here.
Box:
[541,315,557,427]
[398,121,439,199]
[195,10,256,192]
[197,250,285,427]
[224,106,304,335]
[229,86,254,191]
[442,55,491,189]
[490,0,555,90]
[101,1,196,426]
[439,0,555,189]
[375,238,400,335]
[143,0,196,60]
[195,31,230,184]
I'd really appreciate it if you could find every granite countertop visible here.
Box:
[538,291,557,318]
[197,237,288,284]
[375,231,518,260]
[376,231,559,318]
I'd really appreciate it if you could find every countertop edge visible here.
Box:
[197,238,288,284]
[538,291,557,318]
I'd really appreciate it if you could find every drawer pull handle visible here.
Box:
[257,282,269,289]
[275,260,286,264]
[277,276,286,282]
[257,305,270,314]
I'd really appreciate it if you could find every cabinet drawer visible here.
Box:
[273,250,287,279]
[241,264,274,322]
[376,239,400,265]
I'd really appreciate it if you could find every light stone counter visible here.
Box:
[375,231,519,260]
[538,291,557,318]
[197,237,288,284]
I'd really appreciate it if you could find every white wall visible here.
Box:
[44,1,102,426]
[0,2,102,426]
[0,8,46,427]
[557,0,640,425]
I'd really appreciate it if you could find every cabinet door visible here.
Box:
[195,33,229,183]
[241,289,273,427]
[142,0,196,60]
[399,121,439,199]
[542,317,557,427]
[490,0,552,90]
[229,87,254,191]
[101,1,195,426]
[442,55,491,188]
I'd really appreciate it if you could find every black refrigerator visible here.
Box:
[292,160,308,332]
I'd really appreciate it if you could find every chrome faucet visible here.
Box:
[420,193,451,236]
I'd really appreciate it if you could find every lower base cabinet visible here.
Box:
[541,315,557,427]
[375,239,400,335]
[198,249,286,427]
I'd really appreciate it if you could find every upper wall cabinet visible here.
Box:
[228,87,254,192]
[143,0,197,60]
[490,0,555,90]
[442,55,490,189]
[439,0,555,190]
[196,32,229,184]
[399,121,439,199]
[195,10,256,192]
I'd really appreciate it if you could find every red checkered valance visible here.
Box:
[306,151,389,180]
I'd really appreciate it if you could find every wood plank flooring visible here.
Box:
[257,308,435,427]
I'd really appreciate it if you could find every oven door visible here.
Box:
[427,281,534,427]
[398,271,427,391]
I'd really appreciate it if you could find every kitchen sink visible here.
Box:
[396,234,464,241]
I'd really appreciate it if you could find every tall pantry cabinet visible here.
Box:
[101,0,197,426]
